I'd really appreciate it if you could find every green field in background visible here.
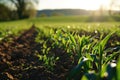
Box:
[0,16,120,34]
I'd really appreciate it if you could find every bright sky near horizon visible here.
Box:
[38,0,113,10]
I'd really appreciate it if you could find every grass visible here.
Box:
[0,16,120,34]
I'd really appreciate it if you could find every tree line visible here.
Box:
[0,0,38,21]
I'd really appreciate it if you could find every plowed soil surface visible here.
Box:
[0,26,74,80]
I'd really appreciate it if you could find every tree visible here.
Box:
[0,3,11,21]
[109,0,120,15]
[1,0,39,19]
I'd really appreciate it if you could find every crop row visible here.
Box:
[0,25,120,80]
[35,28,120,80]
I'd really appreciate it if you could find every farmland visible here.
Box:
[0,16,120,80]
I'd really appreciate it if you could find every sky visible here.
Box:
[37,0,120,10]
[38,0,113,10]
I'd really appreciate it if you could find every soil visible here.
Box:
[0,25,74,80]
[0,25,120,80]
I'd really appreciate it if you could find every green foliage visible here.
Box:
[35,29,60,71]
[117,58,120,80]
[0,3,12,21]
[0,27,14,41]
[0,16,120,34]
[111,15,120,21]
[34,27,119,80]
[0,0,38,20]
[36,52,59,71]
[66,31,119,80]
[0,16,120,79]
[46,29,119,80]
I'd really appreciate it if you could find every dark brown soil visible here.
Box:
[0,26,74,80]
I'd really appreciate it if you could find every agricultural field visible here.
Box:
[0,16,120,80]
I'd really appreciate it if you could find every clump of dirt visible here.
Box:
[0,25,74,80]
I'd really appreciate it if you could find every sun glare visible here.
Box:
[38,0,111,10]
[74,0,110,10]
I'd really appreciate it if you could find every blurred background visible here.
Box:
[0,0,120,22]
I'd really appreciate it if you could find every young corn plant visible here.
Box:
[67,32,120,80]
[36,28,119,79]
[49,29,75,56]
[35,29,59,71]
[0,28,13,41]
[49,29,90,59]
